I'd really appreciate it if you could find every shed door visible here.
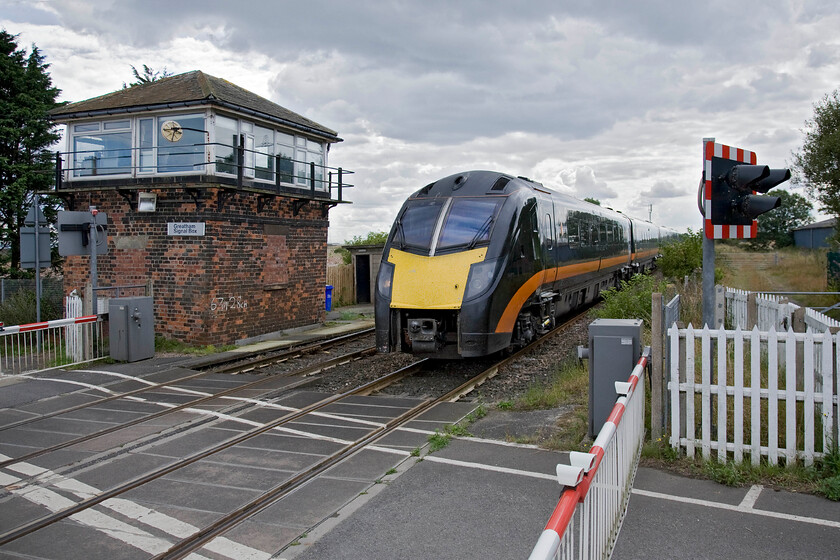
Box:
[356,254,371,303]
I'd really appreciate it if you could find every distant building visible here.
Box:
[792,218,836,249]
[49,70,352,345]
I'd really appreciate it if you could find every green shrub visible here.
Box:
[659,229,703,279]
[0,289,61,325]
[818,475,840,501]
[345,231,388,246]
[594,273,668,328]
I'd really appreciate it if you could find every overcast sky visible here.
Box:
[3,0,838,242]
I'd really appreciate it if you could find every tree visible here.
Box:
[122,64,173,88]
[0,31,62,275]
[791,89,840,219]
[745,189,813,250]
[337,231,388,265]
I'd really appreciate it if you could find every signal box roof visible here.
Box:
[49,70,339,142]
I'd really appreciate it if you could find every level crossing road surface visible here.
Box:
[613,467,840,560]
[1,311,838,559]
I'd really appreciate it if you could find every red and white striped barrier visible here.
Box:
[0,315,98,335]
[529,348,650,560]
[1,315,104,375]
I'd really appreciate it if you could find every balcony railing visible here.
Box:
[54,136,353,202]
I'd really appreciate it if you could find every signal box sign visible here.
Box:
[703,140,757,240]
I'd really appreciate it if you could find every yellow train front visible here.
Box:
[375,170,642,358]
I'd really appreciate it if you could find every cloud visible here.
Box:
[641,180,685,199]
[4,0,840,243]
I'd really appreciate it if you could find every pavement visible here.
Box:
[2,304,839,559]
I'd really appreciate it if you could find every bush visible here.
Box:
[345,231,388,246]
[593,273,668,328]
[0,289,61,326]
[659,229,703,279]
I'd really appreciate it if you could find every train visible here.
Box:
[374,170,678,359]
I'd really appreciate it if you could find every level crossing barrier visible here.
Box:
[0,315,105,375]
[528,348,650,560]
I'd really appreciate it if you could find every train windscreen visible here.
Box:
[394,199,445,251]
[437,198,501,251]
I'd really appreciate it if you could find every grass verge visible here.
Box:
[154,335,237,356]
[642,439,840,501]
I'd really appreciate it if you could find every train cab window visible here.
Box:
[544,213,553,249]
[437,198,501,251]
[394,199,445,252]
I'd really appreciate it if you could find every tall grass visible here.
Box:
[720,246,834,304]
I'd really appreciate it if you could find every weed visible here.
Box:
[427,431,451,453]
[497,400,514,410]
[445,423,472,437]
[641,438,680,462]
[410,447,420,457]
[467,404,487,421]
[817,475,840,501]
[516,358,588,410]
[154,336,236,355]
[385,468,397,475]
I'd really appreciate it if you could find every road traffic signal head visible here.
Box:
[704,141,790,237]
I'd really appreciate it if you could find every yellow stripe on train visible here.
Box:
[388,248,486,309]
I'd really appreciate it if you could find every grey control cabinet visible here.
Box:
[109,296,155,362]
[587,318,643,437]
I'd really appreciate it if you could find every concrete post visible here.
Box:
[747,293,758,329]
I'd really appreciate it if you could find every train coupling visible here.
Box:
[407,318,443,353]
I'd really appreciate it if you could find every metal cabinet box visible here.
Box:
[109,296,155,362]
[588,319,643,437]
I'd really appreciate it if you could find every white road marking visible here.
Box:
[422,455,557,481]
[0,452,270,560]
[739,484,763,509]
[631,488,840,528]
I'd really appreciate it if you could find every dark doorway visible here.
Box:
[355,254,371,303]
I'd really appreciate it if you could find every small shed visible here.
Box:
[343,244,384,304]
[793,218,836,249]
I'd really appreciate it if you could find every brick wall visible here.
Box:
[63,186,329,346]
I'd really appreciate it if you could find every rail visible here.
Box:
[0,315,106,375]
[529,348,650,560]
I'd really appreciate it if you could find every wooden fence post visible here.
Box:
[651,292,663,440]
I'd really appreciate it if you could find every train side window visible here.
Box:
[568,222,579,247]
[557,220,567,244]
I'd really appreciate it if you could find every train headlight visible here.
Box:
[464,258,499,301]
[377,261,395,299]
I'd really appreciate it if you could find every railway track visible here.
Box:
[0,327,374,435]
[0,314,583,558]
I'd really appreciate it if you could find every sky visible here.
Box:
[2,0,839,243]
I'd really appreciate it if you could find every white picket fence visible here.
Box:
[669,324,839,466]
[725,288,840,333]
